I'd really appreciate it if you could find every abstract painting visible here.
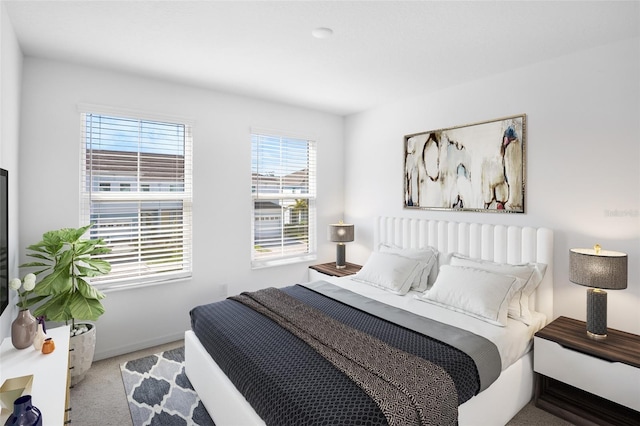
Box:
[404,114,525,213]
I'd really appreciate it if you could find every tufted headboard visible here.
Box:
[374,216,554,322]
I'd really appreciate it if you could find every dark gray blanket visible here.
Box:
[232,287,459,426]
[190,284,500,425]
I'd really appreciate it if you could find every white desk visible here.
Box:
[0,326,70,425]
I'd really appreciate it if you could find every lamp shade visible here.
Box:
[569,247,627,290]
[328,223,354,243]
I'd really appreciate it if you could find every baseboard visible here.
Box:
[93,330,185,361]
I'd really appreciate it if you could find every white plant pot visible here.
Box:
[69,323,96,386]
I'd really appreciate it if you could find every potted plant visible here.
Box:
[20,224,111,385]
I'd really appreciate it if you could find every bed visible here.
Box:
[185,217,554,425]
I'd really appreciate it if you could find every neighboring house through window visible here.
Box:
[251,131,316,267]
[80,107,193,288]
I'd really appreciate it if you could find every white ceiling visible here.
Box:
[4,0,639,116]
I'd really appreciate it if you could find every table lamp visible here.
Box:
[569,244,627,340]
[328,222,354,269]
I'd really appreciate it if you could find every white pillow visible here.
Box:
[429,251,453,288]
[417,265,524,326]
[378,244,438,292]
[449,254,547,325]
[353,251,422,295]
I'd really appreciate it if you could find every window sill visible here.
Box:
[251,254,317,270]
[99,274,192,293]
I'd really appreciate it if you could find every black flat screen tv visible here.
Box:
[0,168,8,316]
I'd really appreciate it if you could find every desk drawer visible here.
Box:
[534,336,640,410]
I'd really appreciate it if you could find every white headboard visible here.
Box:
[374,216,554,322]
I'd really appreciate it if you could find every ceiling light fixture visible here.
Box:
[312,27,333,39]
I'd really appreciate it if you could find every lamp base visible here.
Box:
[586,288,607,340]
[586,330,607,340]
[336,243,346,269]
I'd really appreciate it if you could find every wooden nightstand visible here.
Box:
[534,316,640,425]
[308,262,362,281]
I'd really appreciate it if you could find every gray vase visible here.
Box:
[11,310,37,350]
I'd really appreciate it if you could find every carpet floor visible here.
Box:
[120,347,215,426]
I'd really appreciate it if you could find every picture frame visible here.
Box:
[404,114,526,213]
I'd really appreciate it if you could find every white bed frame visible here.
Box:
[186,217,554,426]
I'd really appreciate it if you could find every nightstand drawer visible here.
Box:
[308,268,327,281]
[534,336,640,410]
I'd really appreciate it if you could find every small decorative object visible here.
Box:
[570,244,628,340]
[41,338,55,355]
[8,276,37,350]
[32,318,46,352]
[0,376,33,421]
[3,395,42,426]
[328,221,355,269]
[404,114,526,213]
[10,311,36,351]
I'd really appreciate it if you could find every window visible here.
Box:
[251,132,316,266]
[80,110,193,288]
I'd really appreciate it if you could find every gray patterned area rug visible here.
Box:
[120,347,216,426]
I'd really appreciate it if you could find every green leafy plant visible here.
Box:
[20,224,111,330]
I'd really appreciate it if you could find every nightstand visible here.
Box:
[534,316,640,425]
[308,262,362,281]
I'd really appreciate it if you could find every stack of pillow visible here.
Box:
[352,245,546,327]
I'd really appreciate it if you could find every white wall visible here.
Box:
[344,37,640,334]
[11,29,640,358]
[19,58,345,359]
[0,2,23,341]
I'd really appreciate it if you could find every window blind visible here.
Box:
[251,133,316,266]
[80,112,193,287]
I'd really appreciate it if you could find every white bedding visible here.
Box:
[322,275,546,370]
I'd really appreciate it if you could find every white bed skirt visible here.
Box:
[185,329,534,426]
